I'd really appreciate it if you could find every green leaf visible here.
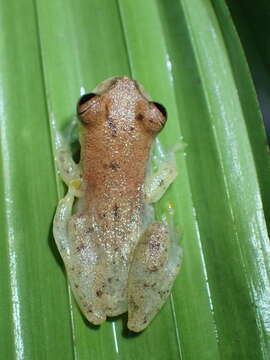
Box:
[1,0,270,359]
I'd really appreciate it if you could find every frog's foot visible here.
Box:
[145,139,186,204]
[54,128,82,194]
[127,221,182,332]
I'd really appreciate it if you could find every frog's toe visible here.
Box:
[127,297,151,332]
[127,316,146,333]
[105,299,127,317]
[84,309,106,326]
[104,277,128,317]
[74,291,106,325]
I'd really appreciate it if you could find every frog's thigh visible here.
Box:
[145,153,178,204]
[127,222,181,332]
[53,188,75,261]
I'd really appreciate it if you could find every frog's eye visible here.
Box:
[138,101,167,133]
[77,93,97,115]
[78,93,96,106]
[151,102,167,119]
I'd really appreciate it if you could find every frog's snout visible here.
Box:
[103,76,138,93]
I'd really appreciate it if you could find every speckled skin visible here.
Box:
[53,77,182,332]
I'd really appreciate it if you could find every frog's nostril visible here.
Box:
[78,93,96,106]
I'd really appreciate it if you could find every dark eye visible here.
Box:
[78,93,96,106]
[77,93,97,115]
[151,102,167,118]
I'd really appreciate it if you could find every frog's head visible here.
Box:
[77,77,167,138]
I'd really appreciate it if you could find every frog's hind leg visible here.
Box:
[54,194,107,326]
[127,221,182,332]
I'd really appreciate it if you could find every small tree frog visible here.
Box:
[53,77,182,332]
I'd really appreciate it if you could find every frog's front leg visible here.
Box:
[53,187,75,261]
[54,129,82,194]
[127,221,182,332]
[53,129,82,259]
[145,140,185,204]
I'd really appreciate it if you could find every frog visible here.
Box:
[53,77,182,332]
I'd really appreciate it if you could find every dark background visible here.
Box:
[226,0,270,143]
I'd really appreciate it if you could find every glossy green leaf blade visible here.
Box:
[0,1,74,359]
[35,0,184,358]
[159,0,270,357]
[1,0,270,359]
[212,0,270,227]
